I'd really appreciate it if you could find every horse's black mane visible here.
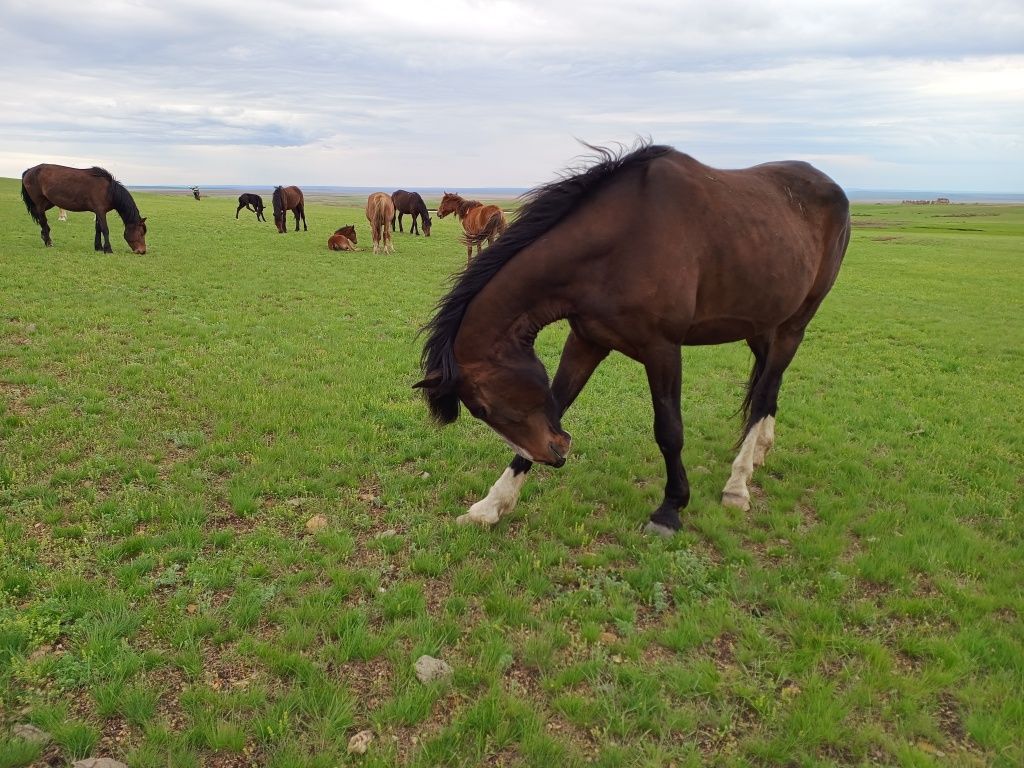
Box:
[92,166,142,224]
[419,140,673,423]
[272,186,283,215]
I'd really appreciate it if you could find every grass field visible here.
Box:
[1,179,1022,767]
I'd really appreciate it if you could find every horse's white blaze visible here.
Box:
[752,415,775,468]
[457,467,527,527]
[722,417,769,511]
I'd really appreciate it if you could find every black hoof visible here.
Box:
[643,521,677,538]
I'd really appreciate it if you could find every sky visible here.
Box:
[1,0,1022,192]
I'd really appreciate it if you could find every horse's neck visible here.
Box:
[457,200,480,218]
[456,242,574,363]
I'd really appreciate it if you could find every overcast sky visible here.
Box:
[1,0,1021,191]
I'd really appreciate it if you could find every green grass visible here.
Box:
[1,181,1022,766]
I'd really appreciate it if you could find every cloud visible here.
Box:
[0,1,1021,190]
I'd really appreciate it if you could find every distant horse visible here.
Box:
[366,192,395,254]
[189,186,201,200]
[390,190,432,236]
[328,225,358,251]
[436,192,507,262]
[236,193,267,221]
[21,164,148,254]
[272,186,307,233]
[417,143,850,536]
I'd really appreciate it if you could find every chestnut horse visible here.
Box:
[366,192,395,254]
[436,192,507,262]
[236,193,266,221]
[328,225,358,251]
[417,143,850,536]
[390,190,432,236]
[272,186,307,233]
[21,164,148,254]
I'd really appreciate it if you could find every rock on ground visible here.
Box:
[414,655,453,683]
[348,729,375,754]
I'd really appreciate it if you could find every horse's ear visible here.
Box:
[414,370,460,423]
[413,370,447,391]
[140,217,147,223]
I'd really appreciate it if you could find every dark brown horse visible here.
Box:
[328,225,358,251]
[417,143,850,536]
[436,192,507,263]
[272,186,307,233]
[390,190,432,236]
[366,192,395,254]
[21,164,148,254]
[236,193,267,221]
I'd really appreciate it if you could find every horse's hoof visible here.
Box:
[456,512,496,527]
[643,521,677,538]
[721,491,751,511]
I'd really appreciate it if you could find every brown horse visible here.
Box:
[390,190,432,236]
[366,192,395,254]
[272,186,307,233]
[417,143,850,536]
[21,164,148,254]
[436,192,507,262]
[328,225,358,251]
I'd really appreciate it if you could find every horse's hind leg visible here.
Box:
[722,328,805,510]
[39,211,53,246]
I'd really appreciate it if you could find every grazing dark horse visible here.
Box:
[366,192,395,254]
[328,225,358,251]
[236,193,267,221]
[189,186,201,200]
[21,164,148,254]
[436,192,506,263]
[390,190,432,236]
[417,143,850,536]
[272,186,307,233]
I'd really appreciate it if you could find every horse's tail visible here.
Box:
[20,173,43,225]
[461,209,506,249]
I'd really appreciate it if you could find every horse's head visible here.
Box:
[124,218,147,254]
[272,186,286,233]
[416,351,572,467]
[337,225,357,243]
[421,215,432,237]
[437,193,459,219]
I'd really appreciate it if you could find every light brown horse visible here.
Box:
[272,185,307,233]
[21,164,147,253]
[417,143,850,536]
[436,192,507,262]
[328,225,358,251]
[366,192,395,254]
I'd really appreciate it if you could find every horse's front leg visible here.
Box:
[458,330,609,527]
[643,347,689,537]
[96,212,112,253]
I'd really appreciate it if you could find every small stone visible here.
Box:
[348,729,374,754]
[420,471,430,478]
[414,655,453,683]
[375,529,398,538]
[599,632,617,645]
[13,724,51,744]
[285,498,304,508]
[72,759,130,768]
[305,515,328,534]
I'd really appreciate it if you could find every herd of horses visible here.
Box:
[17,145,850,536]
